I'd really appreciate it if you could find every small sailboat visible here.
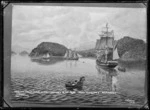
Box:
[42,53,51,61]
[95,23,119,68]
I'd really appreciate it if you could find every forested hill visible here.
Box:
[29,42,68,57]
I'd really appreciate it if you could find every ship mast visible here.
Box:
[105,23,109,62]
[106,23,109,47]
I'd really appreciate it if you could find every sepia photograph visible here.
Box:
[8,3,147,107]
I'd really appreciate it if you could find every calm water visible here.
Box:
[11,55,146,106]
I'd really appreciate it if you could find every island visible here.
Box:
[19,51,29,56]
[29,42,68,58]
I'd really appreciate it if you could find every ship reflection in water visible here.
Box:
[31,57,65,65]
[65,60,77,68]
[31,57,78,67]
[96,65,118,92]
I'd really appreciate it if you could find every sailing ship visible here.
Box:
[42,53,51,61]
[95,23,119,68]
[64,49,79,60]
[43,53,50,58]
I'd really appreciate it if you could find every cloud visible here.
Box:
[12,5,146,51]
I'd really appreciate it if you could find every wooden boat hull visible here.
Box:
[96,60,118,69]
[65,77,85,91]
[65,83,83,91]
[66,58,79,60]
[65,84,81,90]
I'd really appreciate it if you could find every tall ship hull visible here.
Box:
[95,23,119,68]
[66,57,79,60]
[96,60,118,69]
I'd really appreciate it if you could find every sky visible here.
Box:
[11,5,146,52]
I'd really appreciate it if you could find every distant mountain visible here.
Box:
[12,45,30,54]
[29,42,68,57]
[11,51,16,55]
[117,36,146,61]
[19,51,29,56]
[76,41,96,51]
[77,49,96,58]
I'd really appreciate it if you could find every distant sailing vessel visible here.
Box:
[95,23,119,68]
[30,53,51,61]
[42,53,51,59]
[64,49,79,60]
[42,53,51,61]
